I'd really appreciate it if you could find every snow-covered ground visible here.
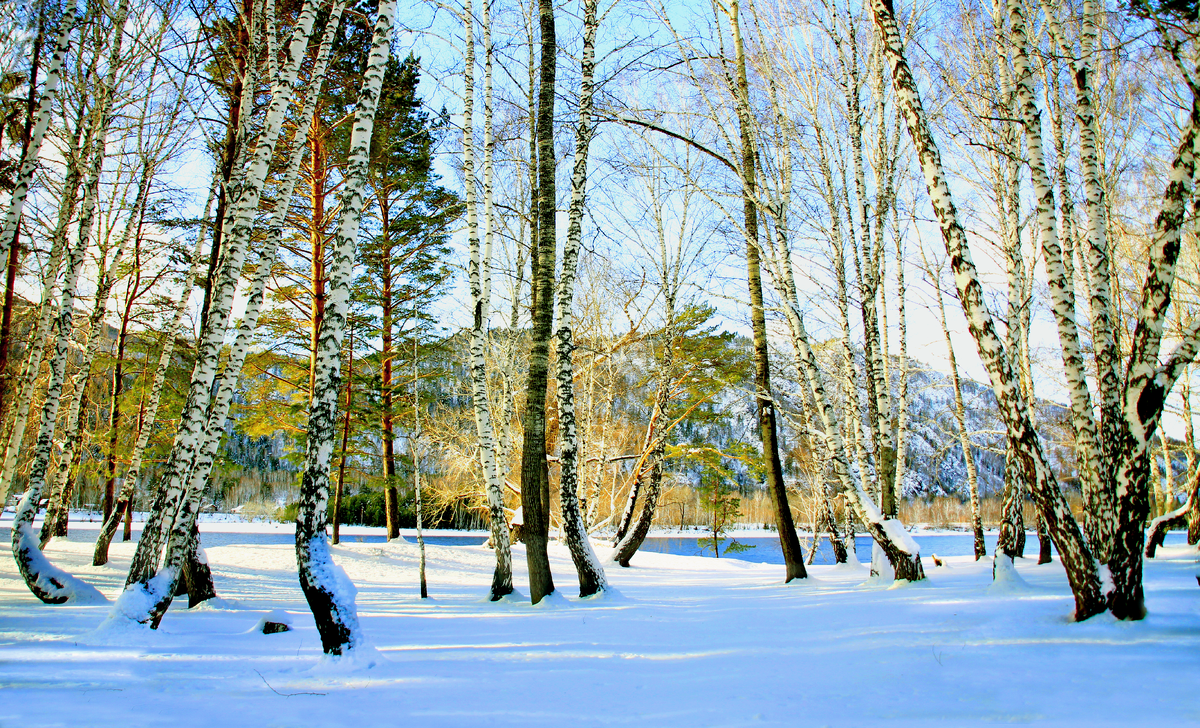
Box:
[2,525,1199,726]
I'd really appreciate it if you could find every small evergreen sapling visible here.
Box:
[696,474,754,558]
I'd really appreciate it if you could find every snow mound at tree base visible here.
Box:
[988,554,1032,594]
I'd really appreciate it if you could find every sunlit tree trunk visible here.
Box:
[869,0,1104,618]
[722,0,808,582]
[0,3,78,278]
[120,0,325,623]
[554,0,606,596]
[93,198,211,566]
[296,0,394,653]
[463,0,514,600]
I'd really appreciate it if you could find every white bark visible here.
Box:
[10,0,134,603]
[296,0,397,655]
[463,0,514,600]
[1035,0,1122,556]
[122,0,323,612]
[0,3,78,276]
[42,162,154,544]
[554,0,606,596]
[92,182,215,567]
[868,0,1104,618]
[135,0,347,626]
[1008,0,1102,549]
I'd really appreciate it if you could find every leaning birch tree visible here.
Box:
[10,0,135,604]
[116,0,324,625]
[0,2,78,280]
[868,0,1112,619]
[295,0,398,654]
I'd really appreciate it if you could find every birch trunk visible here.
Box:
[1033,0,1121,559]
[92,219,210,566]
[930,259,985,559]
[463,0,514,600]
[869,0,1103,618]
[41,163,154,546]
[0,3,78,275]
[10,0,135,603]
[1008,0,1104,571]
[553,0,606,597]
[136,0,347,625]
[891,228,909,514]
[1108,94,1200,619]
[121,0,324,615]
[296,0,396,653]
[1146,469,1199,558]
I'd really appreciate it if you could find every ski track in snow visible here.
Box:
[1,522,1199,727]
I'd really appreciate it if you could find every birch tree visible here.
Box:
[518,0,559,604]
[869,0,1116,619]
[554,0,607,596]
[295,0,396,654]
[462,0,514,601]
[117,0,326,625]
[92,195,212,566]
[0,2,78,282]
[10,0,135,604]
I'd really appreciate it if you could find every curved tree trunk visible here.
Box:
[119,0,327,623]
[1146,469,1200,557]
[869,0,1103,618]
[10,0,135,602]
[296,0,393,653]
[93,183,214,566]
[610,439,664,568]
